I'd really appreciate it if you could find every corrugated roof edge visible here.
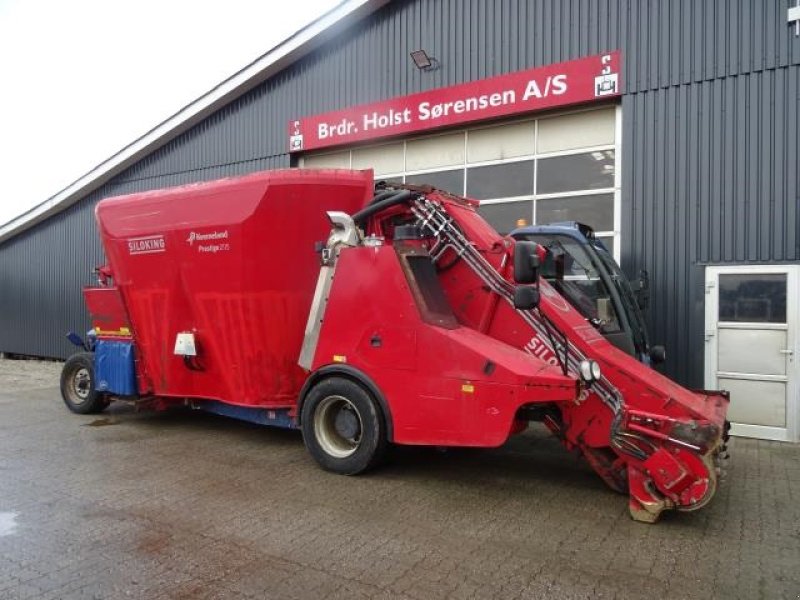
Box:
[0,0,389,246]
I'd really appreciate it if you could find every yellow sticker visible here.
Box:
[94,326,132,336]
[333,355,347,363]
[461,383,475,393]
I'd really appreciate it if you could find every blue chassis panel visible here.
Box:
[94,340,137,396]
[92,339,296,429]
[197,400,297,430]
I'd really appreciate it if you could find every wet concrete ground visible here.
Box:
[1,357,799,599]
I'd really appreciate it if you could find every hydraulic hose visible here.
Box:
[352,190,417,228]
[370,189,401,205]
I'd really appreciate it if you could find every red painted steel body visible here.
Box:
[83,168,729,522]
[309,241,577,446]
[91,169,373,407]
[360,188,729,520]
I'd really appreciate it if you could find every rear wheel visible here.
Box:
[301,377,387,475]
[60,352,108,414]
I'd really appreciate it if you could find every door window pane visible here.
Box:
[467,121,535,162]
[537,150,615,194]
[302,151,350,169]
[466,160,534,200]
[718,329,787,376]
[405,133,465,170]
[719,274,787,323]
[406,169,464,194]
[535,194,614,232]
[478,200,533,235]
[719,377,786,427]
[301,109,619,247]
[537,108,615,153]
[352,142,404,175]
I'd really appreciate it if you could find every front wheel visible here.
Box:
[301,377,387,475]
[60,352,108,414]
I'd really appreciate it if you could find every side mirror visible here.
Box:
[513,286,540,310]
[514,241,540,284]
[638,269,650,290]
[635,269,650,310]
[649,345,666,365]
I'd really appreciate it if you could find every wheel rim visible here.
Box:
[71,367,91,403]
[314,395,363,458]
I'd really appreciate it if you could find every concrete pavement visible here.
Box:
[1,357,798,599]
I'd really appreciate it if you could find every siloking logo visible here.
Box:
[127,234,165,255]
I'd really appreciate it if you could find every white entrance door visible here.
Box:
[704,265,799,442]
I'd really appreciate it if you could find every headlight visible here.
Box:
[579,359,601,383]
[591,360,602,380]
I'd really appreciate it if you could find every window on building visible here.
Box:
[300,106,620,260]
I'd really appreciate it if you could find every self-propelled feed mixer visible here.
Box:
[62,168,729,523]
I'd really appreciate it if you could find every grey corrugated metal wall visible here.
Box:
[624,65,799,386]
[1,0,798,388]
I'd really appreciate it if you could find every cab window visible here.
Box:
[527,234,622,334]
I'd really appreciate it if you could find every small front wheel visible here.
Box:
[60,352,108,414]
[301,377,387,475]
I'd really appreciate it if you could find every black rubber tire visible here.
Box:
[60,352,108,414]
[301,377,388,475]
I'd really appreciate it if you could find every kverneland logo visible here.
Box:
[186,230,229,246]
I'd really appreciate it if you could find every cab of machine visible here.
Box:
[510,221,664,364]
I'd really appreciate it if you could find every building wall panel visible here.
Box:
[623,64,800,384]
[0,0,798,390]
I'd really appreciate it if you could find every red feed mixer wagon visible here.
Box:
[61,168,730,522]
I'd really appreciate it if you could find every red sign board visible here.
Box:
[289,51,621,153]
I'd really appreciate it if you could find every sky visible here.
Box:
[0,0,340,226]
